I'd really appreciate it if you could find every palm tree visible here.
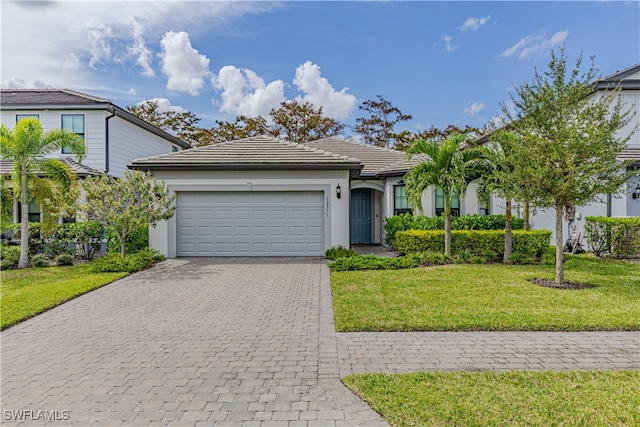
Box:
[0,118,86,268]
[405,133,487,256]
[476,131,521,263]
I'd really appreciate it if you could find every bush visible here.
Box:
[0,244,21,270]
[328,255,417,271]
[31,254,50,268]
[584,216,640,259]
[384,213,525,246]
[55,253,74,266]
[325,245,358,260]
[394,229,552,262]
[91,248,165,273]
[3,222,105,259]
[409,251,454,266]
[107,224,149,255]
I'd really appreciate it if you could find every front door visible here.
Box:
[351,189,372,243]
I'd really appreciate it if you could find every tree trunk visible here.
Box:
[444,195,452,257]
[555,204,564,285]
[503,199,512,263]
[523,200,530,231]
[120,225,127,258]
[17,163,29,268]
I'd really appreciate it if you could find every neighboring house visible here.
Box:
[131,136,489,257]
[0,89,190,222]
[489,64,640,244]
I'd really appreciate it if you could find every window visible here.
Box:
[479,198,490,216]
[61,114,84,154]
[16,114,39,122]
[17,200,41,223]
[394,185,412,215]
[435,188,460,217]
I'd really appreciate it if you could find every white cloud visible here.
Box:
[2,78,53,89]
[212,66,286,118]
[441,34,457,52]
[160,31,210,95]
[460,16,490,31]
[501,30,569,59]
[128,20,155,77]
[0,1,282,92]
[137,98,187,113]
[293,61,357,120]
[464,102,487,115]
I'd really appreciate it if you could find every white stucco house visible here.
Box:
[131,136,491,257]
[0,89,190,222]
[488,64,640,244]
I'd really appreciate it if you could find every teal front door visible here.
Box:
[351,189,372,243]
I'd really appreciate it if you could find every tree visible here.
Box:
[81,170,176,257]
[197,115,271,146]
[502,49,636,284]
[477,131,523,262]
[405,133,487,256]
[126,100,202,144]
[269,101,344,143]
[354,95,412,148]
[0,118,85,268]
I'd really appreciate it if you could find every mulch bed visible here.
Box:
[529,278,595,290]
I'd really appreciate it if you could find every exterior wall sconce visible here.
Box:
[633,184,640,200]
[336,184,342,199]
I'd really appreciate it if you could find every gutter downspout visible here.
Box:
[105,108,117,173]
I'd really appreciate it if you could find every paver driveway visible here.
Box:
[1,258,384,427]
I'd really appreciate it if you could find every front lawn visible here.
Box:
[1,264,128,329]
[332,255,640,331]
[343,370,640,427]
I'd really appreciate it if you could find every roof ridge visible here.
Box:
[309,137,406,154]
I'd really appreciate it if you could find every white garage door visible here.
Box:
[176,191,325,256]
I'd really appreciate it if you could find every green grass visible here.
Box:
[1,264,128,329]
[343,370,640,427]
[332,255,640,331]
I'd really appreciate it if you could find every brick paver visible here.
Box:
[0,258,384,426]
[337,331,640,376]
[2,256,639,426]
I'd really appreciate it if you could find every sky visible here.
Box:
[2,1,639,137]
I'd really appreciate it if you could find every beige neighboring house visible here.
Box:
[0,89,190,223]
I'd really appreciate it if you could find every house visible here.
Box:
[488,64,640,243]
[1,89,190,222]
[131,136,490,257]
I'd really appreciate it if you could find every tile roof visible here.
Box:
[305,138,410,177]
[1,89,110,106]
[0,157,101,177]
[130,136,363,171]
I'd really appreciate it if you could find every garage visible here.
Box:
[176,191,325,256]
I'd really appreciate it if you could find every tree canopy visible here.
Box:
[501,48,637,284]
[0,118,85,268]
[353,95,413,148]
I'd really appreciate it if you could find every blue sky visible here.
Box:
[2,1,639,136]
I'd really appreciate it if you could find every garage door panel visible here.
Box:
[177,191,324,256]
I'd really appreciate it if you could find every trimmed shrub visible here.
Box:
[394,229,552,261]
[107,224,149,255]
[409,251,454,266]
[31,254,50,268]
[584,216,640,259]
[0,244,21,270]
[55,253,74,266]
[91,248,165,273]
[384,213,525,246]
[325,245,358,260]
[327,255,417,271]
[3,222,105,259]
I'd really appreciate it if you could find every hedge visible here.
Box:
[584,216,640,259]
[394,229,552,260]
[384,213,525,246]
